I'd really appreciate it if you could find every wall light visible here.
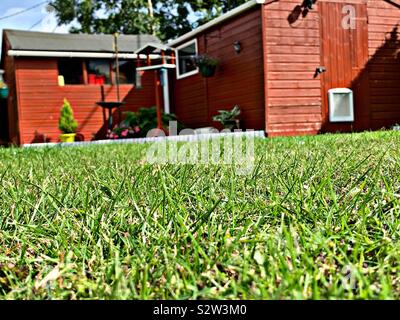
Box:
[233,41,242,54]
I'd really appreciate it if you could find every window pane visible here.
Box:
[86,59,111,85]
[112,60,136,84]
[332,93,352,118]
[58,59,83,84]
[177,42,197,77]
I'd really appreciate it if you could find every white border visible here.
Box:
[23,130,266,148]
[175,39,199,80]
[328,88,354,122]
[8,50,162,60]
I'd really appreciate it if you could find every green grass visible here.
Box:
[1,131,400,299]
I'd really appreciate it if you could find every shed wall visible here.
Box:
[263,0,400,136]
[1,35,19,144]
[367,0,400,129]
[173,7,265,131]
[14,58,156,144]
[263,0,323,136]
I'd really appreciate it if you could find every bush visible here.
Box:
[106,125,140,140]
[213,105,241,130]
[58,99,78,134]
[107,107,183,140]
[122,106,183,137]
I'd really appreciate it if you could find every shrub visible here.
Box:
[58,99,78,134]
[106,107,183,140]
[106,125,140,140]
[213,105,241,130]
[123,106,183,137]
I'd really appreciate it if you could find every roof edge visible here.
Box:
[7,50,162,59]
[168,0,259,47]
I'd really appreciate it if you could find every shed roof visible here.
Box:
[3,29,160,53]
[134,42,174,55]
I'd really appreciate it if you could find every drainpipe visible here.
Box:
[161,69,170,114]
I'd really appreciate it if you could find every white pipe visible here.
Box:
[8,50,162,60]
[136,64,176,71]
[162,69,170,114]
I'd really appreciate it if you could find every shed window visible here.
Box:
[58,59,84,84]
[176,39,198,79]
[112,60,136,84]
[86,59,111,85]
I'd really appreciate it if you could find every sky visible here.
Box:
[0,0,71,52]
[0,0,71,32]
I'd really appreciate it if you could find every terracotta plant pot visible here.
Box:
[60,133,76,143]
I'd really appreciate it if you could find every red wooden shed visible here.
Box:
[1,0,400,145]
[0,30,160,145]
[169,0,400,136]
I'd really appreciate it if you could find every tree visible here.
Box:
[49,0,248,40]
[58,99,78,134]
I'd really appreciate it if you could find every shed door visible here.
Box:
[319,1,369,131]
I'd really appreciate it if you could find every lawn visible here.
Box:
[0,131,399,299]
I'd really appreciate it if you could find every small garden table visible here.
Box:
[96,101,124,131]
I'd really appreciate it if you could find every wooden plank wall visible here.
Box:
[263,0,322,136]
[173,7,265,131]
[263,0,400,136]
[14,58,156,145]
[319,1,370,132]
[367,0,400,129]
[2,35,19,145]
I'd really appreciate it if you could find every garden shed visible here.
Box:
[169,0,400,136]
[0,30,159,145]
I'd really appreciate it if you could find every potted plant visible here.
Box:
[58,99,78,143]
[123,106,183,137]
[194,54,220,78]
[213,105,241,130]
[0,70,9,99]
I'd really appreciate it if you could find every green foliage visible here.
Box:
[213,105,241,129]
[49,0,249,40]
[58,99,78,134]
[107,106,183,139]
[194,54,220,67]
[123,106,183,137]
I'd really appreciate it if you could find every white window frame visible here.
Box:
[175,39,199,80]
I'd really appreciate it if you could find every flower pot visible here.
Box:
[222,120,241,131]
[60,133,76,143]
[199,64,217,78]
[0,87,9,99]
[88,74,97,84]
[95,75,105,85]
